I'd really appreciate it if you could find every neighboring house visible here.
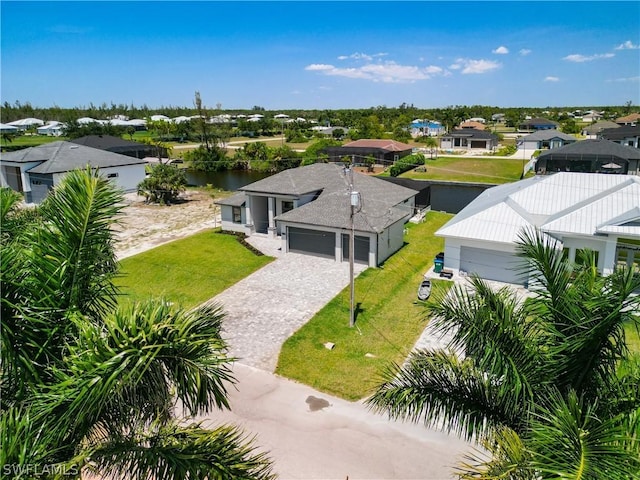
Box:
[322,139,414,165]
[215,163,417,267]
[535,139,640,176]
[71,135,156,159]
[440,129,498,151]
[458,121,486,130]
[518,130,577,151]
[410,120,445,137]
[581,120,620,138]
[36,121,65,136]
[7,118,44,131]
[436,172,640,284]
[582,111,603,122]
[468,117,486,124]
[615,113,640,126]
[0,123,19,134]
[598,125,640,149]
[518,118,559,132]
[0,141,147,204]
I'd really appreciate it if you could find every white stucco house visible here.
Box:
[215,163,418,267]
[436,172,640,285]
[0,141,147,204]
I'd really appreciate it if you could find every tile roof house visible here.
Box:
[215,163,417,267]
[458,121,486,130]
[598,125,640,149]
[518,129,577,151]
[0,141,147,204]
[535,139,640,176]
[322,139,414,165]
[436,173,640,284]
[615,113,640,126]
[440,129,498,151]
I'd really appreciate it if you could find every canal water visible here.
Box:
[185,169,270,191]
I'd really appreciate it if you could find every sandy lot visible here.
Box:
[113,190,220,259]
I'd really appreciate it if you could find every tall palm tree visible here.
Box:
[367,229,640,479]
[1,169,274,479]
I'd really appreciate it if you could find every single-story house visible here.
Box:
[581,121,620,138]
[36,121,65,136]
[518,118,559,132]
[440,129,498,151]
[598,125,640,149]
[215,163,418,267]
[458,121,486,130]
[7,118,45,131]
[436,172,640,284]
[322,139,414,165]
[71,135,157,158]
[410,120,446,137]
[535,139,640,176]
[0,141,147,204]
[615,113,640,126]
[518,130,577,151]
[0,123,19,134]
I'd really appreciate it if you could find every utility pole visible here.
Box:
[348,157,358,328]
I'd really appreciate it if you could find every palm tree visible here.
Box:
[1,169,274,479]
[367,229,640,479]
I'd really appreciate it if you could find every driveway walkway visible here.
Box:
[208,235,366,371]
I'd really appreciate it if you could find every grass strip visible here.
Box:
[276,211,453,401]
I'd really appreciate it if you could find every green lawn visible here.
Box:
[1,135,67,149]
[400,156,526,184]
[275,211,454,401]
[115,230,273,308]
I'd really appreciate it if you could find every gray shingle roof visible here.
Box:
[599,125,640,141]
[0,141,147,174]
[242,163,417,233]
[442,129,497,140]
[215,192,246,207]
[521,129,577,141]
[538,139,640,160]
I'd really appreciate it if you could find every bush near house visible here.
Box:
[389,153,425,177]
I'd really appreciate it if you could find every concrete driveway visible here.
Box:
[208,235,366,371]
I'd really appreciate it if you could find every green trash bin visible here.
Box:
[434,259,444,273]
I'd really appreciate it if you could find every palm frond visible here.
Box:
[366,350,526,441]
[32,167,124,317]
[528,389,640,480]
[77,422,276,480]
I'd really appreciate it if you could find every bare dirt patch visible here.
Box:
[113,190,220,259]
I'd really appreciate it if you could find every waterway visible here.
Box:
[185,169,270,191]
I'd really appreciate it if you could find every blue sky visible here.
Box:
[2,1,639,110]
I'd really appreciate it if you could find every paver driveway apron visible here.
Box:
[208,236,366,371]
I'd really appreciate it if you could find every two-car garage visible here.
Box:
[286,227,371,265]
[459,246,525,285]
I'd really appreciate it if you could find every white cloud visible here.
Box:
[337,52,388,61]
[608,76,640,83]
[492,46,509,54]
[519,49,532,56]
[544,76,560,82]
[305,61,445,83]
[614,40,639,50]
[450,58,501,74]
[563,53,615,62]
[305,64,335,71]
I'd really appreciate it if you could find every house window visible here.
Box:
[106,173,119,178]
[282,201,294,213]
[232,206,242,223]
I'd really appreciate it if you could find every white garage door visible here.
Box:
[460,246,525,285]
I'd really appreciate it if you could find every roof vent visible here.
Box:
[69,145,79,149]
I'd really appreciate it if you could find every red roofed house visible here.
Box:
[322,139,414,165]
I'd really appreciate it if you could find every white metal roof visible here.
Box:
[437,173,640,244]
